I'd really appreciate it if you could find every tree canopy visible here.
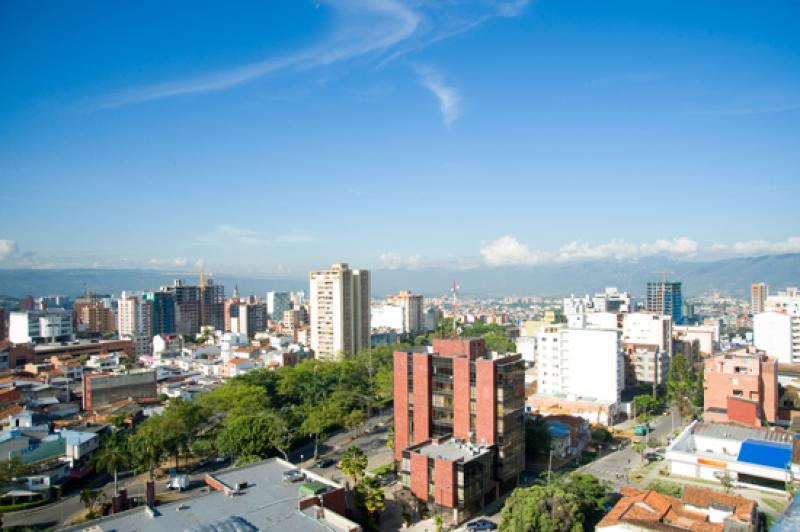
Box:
[499,485,583,532]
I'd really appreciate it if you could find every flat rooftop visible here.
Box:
[693,422,793,444]
[60,459,359,532]
[34,339,129,352]
[416,438,491,463]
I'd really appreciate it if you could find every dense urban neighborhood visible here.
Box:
[0,271,799,531]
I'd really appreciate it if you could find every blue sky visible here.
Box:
[1,0,798,277]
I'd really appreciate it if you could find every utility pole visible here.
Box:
[547,448,553,485]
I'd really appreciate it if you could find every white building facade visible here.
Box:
[536,323,624,403]
[309,263,370,359]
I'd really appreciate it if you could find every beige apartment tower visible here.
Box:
[309,263,370,359]
[751,283,768,314]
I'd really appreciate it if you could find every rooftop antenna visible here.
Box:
[451,280,459,337]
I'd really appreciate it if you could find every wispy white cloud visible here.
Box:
[480,236,699,266]
[91,0,530,110]
[415,64,461,127]
[147,257,189,268]
[275,230,318,244]
[379,252,423,270]
[713,236,800,256]
[93,0,420,109]
[0,240,20,262]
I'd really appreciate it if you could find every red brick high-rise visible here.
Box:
[393,338,525,522]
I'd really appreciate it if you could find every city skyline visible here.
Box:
[2,0,799,276]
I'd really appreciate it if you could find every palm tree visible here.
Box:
[339,446,368,484]
[95,432,131,495]
[356,476,385,515]
[80,488,103,514]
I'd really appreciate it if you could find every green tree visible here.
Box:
[634,394,660,417]
[554,473,610,530]
[591,428,613,450]
[355,475,385,515]
[499,485,583,532]
[301,402,339,458]
[94,432,131,495]
[339,446,368,484]
[80,488,103,515]
[128,419,166,479]
[216,415,274,461]
[161,398,205,469]
[694,363,705,410]
[718,472,734,494]
[198,383,270,418]
[525,416,552,456]
[666,354,696,419]
[264,413,294,461]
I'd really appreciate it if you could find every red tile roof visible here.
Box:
[597,486,756,531]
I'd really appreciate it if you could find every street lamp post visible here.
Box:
[547,447,554,485]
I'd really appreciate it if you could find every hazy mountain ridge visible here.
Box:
[0,254,797,300]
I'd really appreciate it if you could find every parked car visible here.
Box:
[466,519,498,531]
[634,424,651,436]
[645,452,664,462]
[166,474,189,491]
[282,469,305,483]
[315,458,336,468]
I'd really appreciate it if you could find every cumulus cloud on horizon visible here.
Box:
[480,235,800,267]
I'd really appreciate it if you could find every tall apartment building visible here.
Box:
[753,288,800,364]
[621,313,672,387]
[267,292,292,323]
[309,263,370,359]
[751,283,768,315]
[703,348,778,427]
[74,297,116,335]
[117,292,153,357]
[9,309,74,344]
[231,302,268,337]
[386,290,425,335]
[164,277,225,336]
[143,291,175,336]
[536,323,624,404]
[224,286,242,332]
[394,338,525,523]
[646,280,683,324]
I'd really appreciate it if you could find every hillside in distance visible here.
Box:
[0,254,797,300]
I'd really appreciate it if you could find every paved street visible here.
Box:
[5,409,394,530]
[580,409,679,490]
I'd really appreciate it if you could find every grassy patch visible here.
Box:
[646,480,683,498]
[370,463,395,476]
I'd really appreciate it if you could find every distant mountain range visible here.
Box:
[0,254,798,300]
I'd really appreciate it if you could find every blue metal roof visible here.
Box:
[736,438,792,469]
[546,421,571,439]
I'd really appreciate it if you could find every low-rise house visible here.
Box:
[221,357,260,378]
[86,353,123,372]
[597,485,758,531]
[546,421,571,458]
